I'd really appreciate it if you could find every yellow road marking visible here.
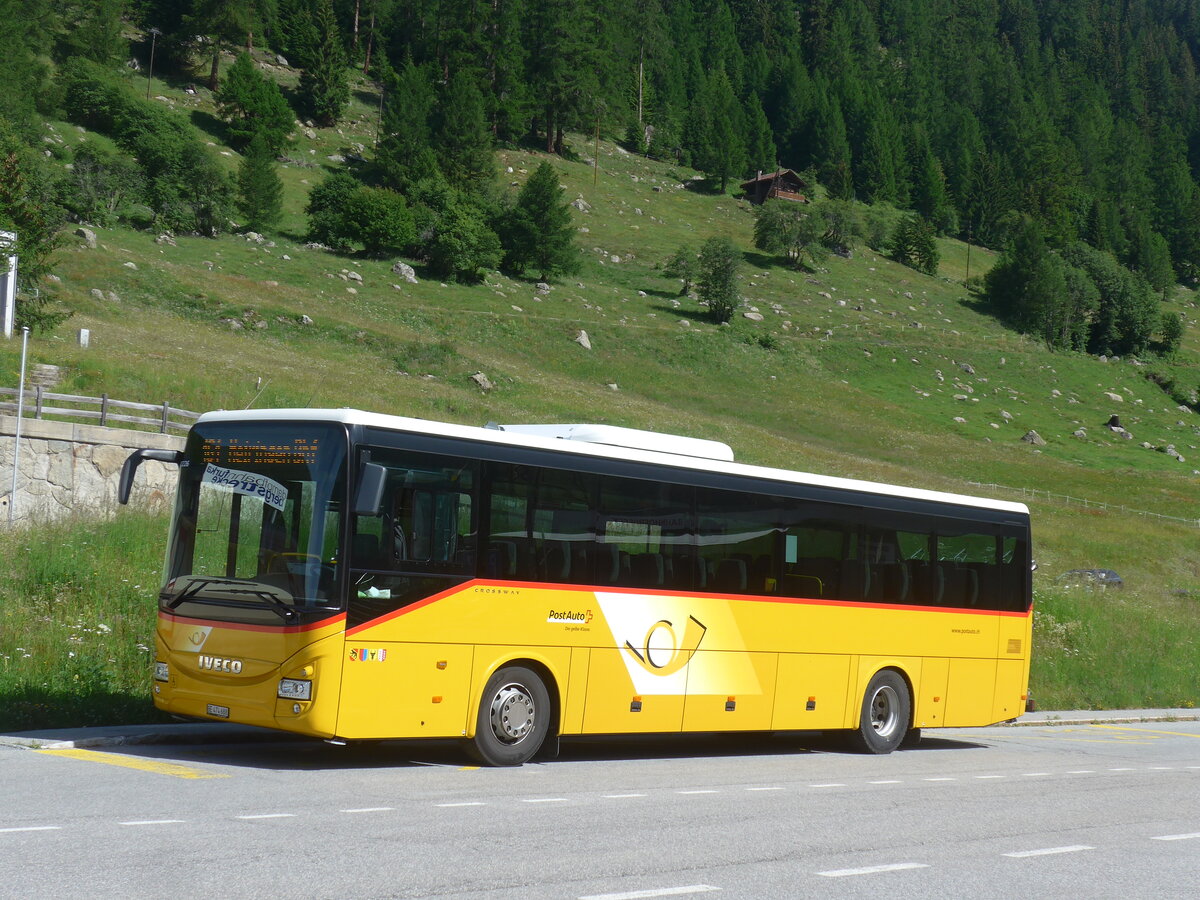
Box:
[37,748,229,779]
[1091,724,1200,740]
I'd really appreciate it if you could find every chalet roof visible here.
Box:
[739,168,808,189]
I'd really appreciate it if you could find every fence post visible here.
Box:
[34,384,43,418]
[160,401,169,434]
[100,393,108,426]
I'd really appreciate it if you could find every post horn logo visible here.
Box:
[623,615,707,676]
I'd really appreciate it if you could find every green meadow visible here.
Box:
[2,71,1199,730]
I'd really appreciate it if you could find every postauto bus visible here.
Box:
[120,409,1032,765]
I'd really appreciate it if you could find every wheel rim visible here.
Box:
[489,682,536,744]
[869,684,901,739]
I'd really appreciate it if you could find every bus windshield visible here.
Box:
[161,422,348,622]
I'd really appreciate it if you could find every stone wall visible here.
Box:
[0,415,184,527]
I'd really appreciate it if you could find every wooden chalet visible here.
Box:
[740,169,810,205]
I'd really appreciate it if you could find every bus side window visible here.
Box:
[351,448,477,577]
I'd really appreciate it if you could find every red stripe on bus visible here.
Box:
[344,578,1031,634]
[158,610,346,634]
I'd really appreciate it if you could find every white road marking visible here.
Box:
[1148,767,1174,770]
[603,794,647,799]
[744,787,784,792]
[521,798,569,803]
[869,780,901,784]
[236,813,296,820]
[923,777,956,782]
[1152,833,1200,841]
[810,783,846,788]
[1066,770,1095,774]
[1004,845,1094,858]
[677,790,719,795]
[1021,772,1049,777]
[0,826,61,833]
[975,775,1005,779]
[436,802,486,807]
[341,807,394,813]
[579,885,720,900]
[1108,767,1135,771]
[119,820,184,826]
[818,863,929,877]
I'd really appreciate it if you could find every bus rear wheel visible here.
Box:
[469,666,550,766]
[847,669,910,754]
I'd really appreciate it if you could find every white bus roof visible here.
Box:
[195,408,1029,517]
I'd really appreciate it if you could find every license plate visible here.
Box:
[206,704,230,719]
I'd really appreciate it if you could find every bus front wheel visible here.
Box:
[469,666,550,766]
[847,669,910,754]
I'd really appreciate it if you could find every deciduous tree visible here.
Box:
[697,234,741,323]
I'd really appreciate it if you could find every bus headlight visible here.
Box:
[278,678,312,701]
[154,661,170,682]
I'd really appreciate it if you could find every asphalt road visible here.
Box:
[1,714,1198,899]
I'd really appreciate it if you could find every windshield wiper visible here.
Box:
[164,577,299,624]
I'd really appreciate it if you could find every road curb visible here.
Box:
[0,723,279,751]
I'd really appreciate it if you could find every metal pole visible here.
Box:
[146,28,160,100]
[8,326,29,524]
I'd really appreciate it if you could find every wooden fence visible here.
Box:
[967,480,1200,529]
[0,387,200,435]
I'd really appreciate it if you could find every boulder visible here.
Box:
[1021,430,1047,446]
[574,330,592,350]
[75,227,97,249]
[469,372,494,391]
[392,261,419,284]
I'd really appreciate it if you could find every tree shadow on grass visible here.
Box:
[190,109,233,147]
[649,301,709,325]
[682,177,728,195]
[742,250,782,270]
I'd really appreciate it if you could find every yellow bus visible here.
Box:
[120,409,1032,765]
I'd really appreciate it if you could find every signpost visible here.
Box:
[8,327,30,523]
[0,230,15,339]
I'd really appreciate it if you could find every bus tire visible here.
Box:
[847,669,910,754]
[469,666,551,766]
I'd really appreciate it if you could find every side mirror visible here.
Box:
[119,449,185,505]
[353,462,387,516]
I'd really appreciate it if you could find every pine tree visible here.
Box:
[499,161,578,280]
[277,0,319,69]
[890,214,939,276]
[65,0,127,65]
[216,53,294,152]
[187,0,254,90]
[378,59,439,193]
[742,93,776,179]
[432,71,495,194]
[691,68,746,192]
[485,0,528,142]
[299,0,349,127]
[237,131,283,232]
[908,125,951,232]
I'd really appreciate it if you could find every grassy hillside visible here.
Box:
[3,63,1200,726]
